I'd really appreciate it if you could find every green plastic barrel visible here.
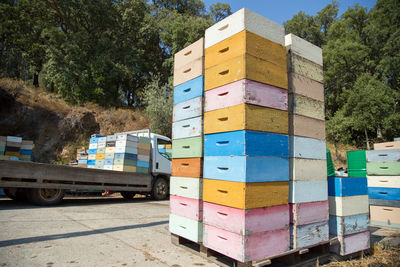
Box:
[326,149,336,177]
[347,150,367,177]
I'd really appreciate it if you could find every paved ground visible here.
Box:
[0,195,217,267]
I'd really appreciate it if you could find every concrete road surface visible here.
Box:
[0,195,217,267]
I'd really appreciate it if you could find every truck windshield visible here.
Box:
[157,139,172,160]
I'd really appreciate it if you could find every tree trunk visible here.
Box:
[365,128,370,150]
[33,73,39,87]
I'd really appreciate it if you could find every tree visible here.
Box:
[209,3,231,22]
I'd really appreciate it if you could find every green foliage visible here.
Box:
[141,77,173,137]
[285,0,400,146]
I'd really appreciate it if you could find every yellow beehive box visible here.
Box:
[203,179,289,209]
[204,103,288,135]
[96,153,105,160]
[205,53,287,91]
[205,30,286,70]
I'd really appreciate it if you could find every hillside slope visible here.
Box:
[0,79,149,163]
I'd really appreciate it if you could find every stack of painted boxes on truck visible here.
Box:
[328,175,370,255]
[87,135,102,168]
[104,135,116,170]
[169,38,205,243]
[76,147,88,167]
[114,134,138,172]
[368,140,400,228]
[285,34,329,249]
[202,9,290,262]
[0,136,34,161]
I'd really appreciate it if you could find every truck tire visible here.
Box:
[27,188,65,206]
[120,191,136,199]
[151,177,169,200]
[3,188,28,202]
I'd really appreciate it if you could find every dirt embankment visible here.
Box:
[0,79,149,164]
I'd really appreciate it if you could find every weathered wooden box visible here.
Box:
[329,214,369,236]
[203,155,289,183]
[172,116,203,140]
[367,162,400,175]
[169,214,203,243]
[290,158,327,181]
[287,52,323,83]
[170,195,203,221]
[373,141,400,150]
[203,202,289,235]
[289,94,324,121]
[330,231,370,256]
[203,179,288,209]
[205,8,284,48]
[205,79,287,112]
[285,33,323,66]
[173,57,204,87]
[290,114,326,140]
[170,176,202,199]
[203,224,289,262]
[173,76,204,105]
[367,175,400,188]
[171,158,203,178]
[204,104,288,135]
[290,200,329,225]
[289,180,328,203]
[328,177,368,197]
[366,149,400,162]
[173,96,203,123]
[290,221,329,249]
[329,195,369,216]
[370,205,400,228]
[290,136,326,159]
[368,187,400,201]
[174,38,204,71]
[172,136,203,158]
[204,130,288,157]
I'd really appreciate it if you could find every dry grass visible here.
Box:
[326,142,360,170]
[322,243,400,266]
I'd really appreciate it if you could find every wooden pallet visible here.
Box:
[171,234,338,267]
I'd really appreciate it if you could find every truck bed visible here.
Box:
[0,160,152,192]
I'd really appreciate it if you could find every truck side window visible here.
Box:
[157,139,172,160]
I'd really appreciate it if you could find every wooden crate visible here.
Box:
[174,38,204,71]
[172,116,203,140]
[290,114,326,140]
[287,53,323,83]
[172,136,203,158]
[169,214,203,243]
[173,75,204,105]
[285,33,323,66]
[170,195,203,221]
[290,136,326,160]
[289,180,328,203]
[289,94,324,121]
[290,200,329,225]
[329,214,369,236]
[329,195,369,216]
[173,96,203,123]
[171,158,203,178]
[170,176,203,200]
[290,221,329,249]
[290,158,327,181]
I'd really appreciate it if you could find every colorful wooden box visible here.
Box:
[205,8,284,48]
[173,96,203,122]
[105,147,115,154]
[170,176,202,200]
[290,136,326,160]
[174,38,204,71]
[173,76,204,105]
[205,30,286,70]
[299,102,331,124]
[285,33,323,66]
[113,158,136,166]
[204,130,288,157]
[369,199,400,208]
[366,149,400,162]
[204,54,288,91]
[203,225,289,262]
[115,146,137,154]
[203,155,289,183]
[172,136,203,158]
[287,53,323,83]
[172,116,202,140]
[370,205,400,228]
[290,200,329,225]
[330,231,370,256]
[169,214,203,243]
[170,195,203,221]
[367,162,400,175]
[329,214,369,236]
[205,79,287,112]
[329,195,369,216]
[368,187,400,201]
[114,153,137,161]
[290,221,329,249]
[328,177,368,197]
[203,202,289,235]
[290,158,327,181]
[115,140,138,148]
[204,104,288,135]
[116,134,138,142]
[289,94,324,121]
[203,179,289,209]
[373,141,400,150]
[171,158,203,178]
[173,57,204,87]
[289,180,328,203]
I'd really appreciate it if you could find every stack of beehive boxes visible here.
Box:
[104,134,116,170]
[328,176,370,255]
[76,147,88,167]
[137,137,151,173]
[114,134,139,172]
[95,136,107,169]
[169,38,205,243]
[202,9,290,262]
[87,135,103,168]
[367,140,400,228]
[0,136,34,161]
[285,34,329,249]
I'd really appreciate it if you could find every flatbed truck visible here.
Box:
[0,130,172,205]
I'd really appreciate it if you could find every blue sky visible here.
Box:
[203,0,376,25]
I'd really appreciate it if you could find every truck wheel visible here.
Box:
[151,177,169,200]
[4,188,28,202]
[27,188,65,206]
[120,191,136,199]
